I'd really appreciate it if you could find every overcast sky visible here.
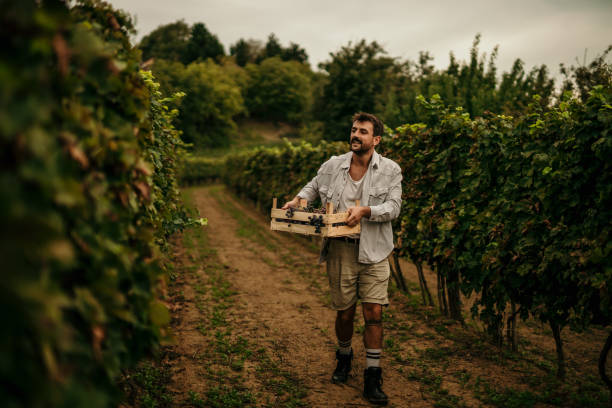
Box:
[110,0,612,79]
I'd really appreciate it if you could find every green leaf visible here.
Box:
[149,301,171,326]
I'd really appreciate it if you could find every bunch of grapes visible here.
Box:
[308,214,324,233]
[279,206,329,233]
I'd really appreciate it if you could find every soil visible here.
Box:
[158,185,610,408]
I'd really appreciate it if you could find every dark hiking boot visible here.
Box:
[331,349,353,383]
[363,367,388,405]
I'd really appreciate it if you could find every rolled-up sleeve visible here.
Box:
[297,155,339,204]
[297,174,319,202]
[368,168,402,222]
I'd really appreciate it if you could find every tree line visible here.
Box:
[138,20,611,151]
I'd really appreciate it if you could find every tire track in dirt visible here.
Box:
[188,185,430,407]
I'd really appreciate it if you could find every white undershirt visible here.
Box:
[338,172,364,238]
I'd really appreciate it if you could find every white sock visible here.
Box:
[366,348,381,368]
[338,338,352,355]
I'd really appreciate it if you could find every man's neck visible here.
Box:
[351,149,374,168]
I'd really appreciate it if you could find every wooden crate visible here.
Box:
[270,198,361,237]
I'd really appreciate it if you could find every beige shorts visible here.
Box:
[326,239,390,310]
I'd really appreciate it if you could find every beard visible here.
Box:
[350,137,369,155]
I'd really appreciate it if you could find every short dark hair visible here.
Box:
[352,112,384,136]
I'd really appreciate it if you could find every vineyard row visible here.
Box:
[218,88,612,386]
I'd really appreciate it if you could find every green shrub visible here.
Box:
[180,156,226,184]
[0,1,197,406]
[223,139,345,211]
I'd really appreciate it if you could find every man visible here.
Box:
[282,112,402,406]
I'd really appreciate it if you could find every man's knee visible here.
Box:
[337,305,356,324]
[363,302,382,315]
[362,303,382,326]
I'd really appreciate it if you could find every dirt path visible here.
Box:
[181,185,428,407]
[150,185,610,408]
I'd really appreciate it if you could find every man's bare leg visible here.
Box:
[362,302,387,405]
[332,303,357,383]
[362,302,383,348]
[335,303,357,342]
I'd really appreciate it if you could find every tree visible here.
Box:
[230,38,263,67]
[245,57,311,123]
[257,33,283,62]
[281,42,308,64]
[376,35,555,128]
[231,35,308,66]
[316,40,396,140]
[560,45,612,101]
[183,22,224,64]
[138,20,190,61]
[177,60,245,149]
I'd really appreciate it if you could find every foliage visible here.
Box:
[258,33,309,64]
[230,34,308,66]
[140,70,196,243]
[387,89,611,363]
[223,87,612,376]
[138,20,224,65]
[281,42,309,64]
[261,33,282,61]
[560,45,612,102]
[315,35,558,141]
[223,140,346,210]
[419,34,555,118]
[139,20,190,62]
[183,22,224,64]
[316,40,396,140]
[180,156,226,185]
[152,59,246,149]
[229,38,262,67]
[0,1,196,406]
[245,57,312,123]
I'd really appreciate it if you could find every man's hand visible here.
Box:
[346,206,371,227]
[281,196,301,210]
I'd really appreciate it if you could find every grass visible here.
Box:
[254,348,308,408]
[204,385,255,408]
[473,376,542,408]
[122,361,173,408]
[167,187,310,407]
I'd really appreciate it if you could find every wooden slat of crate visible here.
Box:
[325,213,351,223]
[270,208,351,224]
[270,219,328,236]
[327,224,360,237]
[270,208,321,223]
[270,219,359,237]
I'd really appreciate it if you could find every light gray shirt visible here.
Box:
[297,150,402,264]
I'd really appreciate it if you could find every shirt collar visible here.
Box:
[341,150,380,169]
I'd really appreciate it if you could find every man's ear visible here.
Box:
[373,135,381,146]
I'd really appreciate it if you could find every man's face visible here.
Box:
[350,120,380,155]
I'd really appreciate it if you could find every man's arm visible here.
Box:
[345,205,370,226]
[345,167,402,225]
[281,172,320,210]
[368,168,402,222]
